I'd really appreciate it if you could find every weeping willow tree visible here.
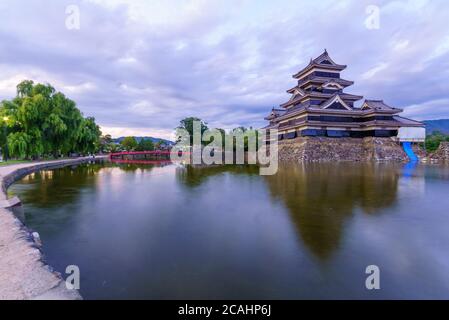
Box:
[0,80,101,159]
[76,117,102,154]
[6,132,29,159]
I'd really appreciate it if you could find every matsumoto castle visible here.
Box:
[264,50,425,142]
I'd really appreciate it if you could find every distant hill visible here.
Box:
[423,119,449,135]
[112,136,174,145]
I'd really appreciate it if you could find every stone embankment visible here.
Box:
[0,157,105,300]
[277,137,409,162]
[430,142,449,161]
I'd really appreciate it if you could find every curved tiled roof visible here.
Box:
[362,100,402,112]
[312,49,345,66]
[393,116,424,126]
[264,108,286,120]
[293,50,347,79]
[298,77,354,87]
[288,78,354,93]
[319,93,353,110]
[280,91,363,108]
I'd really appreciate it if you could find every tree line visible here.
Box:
[0,80,101,160]
[100,135,171,152]
[120,136,156,151]
[425,131,449,153]
[176,117,257,150]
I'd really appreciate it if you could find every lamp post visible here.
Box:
[2,116,8,162]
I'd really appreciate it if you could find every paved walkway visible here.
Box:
[0,157,106,300]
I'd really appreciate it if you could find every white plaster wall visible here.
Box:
[398,127,426,142]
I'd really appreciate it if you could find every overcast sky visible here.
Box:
[1,0,448,139]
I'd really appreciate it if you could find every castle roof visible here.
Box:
[280,92,363,108]
[287,78,354,93]
[393,116,424,126]
[362,100,402,112]
[319,94,354,110]
[292,50,347,79]
[264,108,286,120]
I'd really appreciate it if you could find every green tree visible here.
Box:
[50,92,83,156]
[135,138,155,151]
[7,132,29,159]
[101,134,113,144]
[0,80,101,159]
[121,136,138,151]
[76,117,101,154]
[426,131,449,153]
[108,143,120,153]
[176,117,208,146]
[99,134,114,153]
[16,80,34,98]
[230,126,257,152]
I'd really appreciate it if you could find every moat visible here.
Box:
[8,161,449,299]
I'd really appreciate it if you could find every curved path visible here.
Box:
[0,157,107,300]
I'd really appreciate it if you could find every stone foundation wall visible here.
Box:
[412,144,427,160]
[0,157,106,300]
[278,137,408,162]
[430,142,449,161]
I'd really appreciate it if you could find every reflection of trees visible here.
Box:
[176,165,259,188]
[264,163,400,260]
[10,163,104,208]
[114,162,157,173]
[11,162,161,208]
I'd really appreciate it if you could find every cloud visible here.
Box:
[1,0,449,137]
[361,62,389,80]
[402,98,449,120]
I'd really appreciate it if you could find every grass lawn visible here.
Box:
[0,159,33,166]
[0,160,37,167]
[0,156,86,167]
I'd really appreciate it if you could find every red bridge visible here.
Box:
[110,150,171,157]
[109,150,190,162]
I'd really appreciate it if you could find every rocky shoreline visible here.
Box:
[429,142,449,162]
[0,157,106,300]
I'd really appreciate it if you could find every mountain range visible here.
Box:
[423,119,449,135]
[112,136,174,145]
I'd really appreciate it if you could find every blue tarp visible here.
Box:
[402,142,418,162]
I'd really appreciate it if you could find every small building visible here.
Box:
[264,50,425,142]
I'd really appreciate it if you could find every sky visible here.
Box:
[1,0,449,140]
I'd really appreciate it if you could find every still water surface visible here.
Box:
[8,161,449,299]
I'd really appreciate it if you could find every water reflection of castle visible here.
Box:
[175,163,404,260]
[264,163,402,260]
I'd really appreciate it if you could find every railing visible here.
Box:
[109,150,191,162]
[110,150,172,157]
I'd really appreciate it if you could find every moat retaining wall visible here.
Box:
[277,137,409,162]
[0,157,105,300]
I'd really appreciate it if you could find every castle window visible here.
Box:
[286,132,296,139]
